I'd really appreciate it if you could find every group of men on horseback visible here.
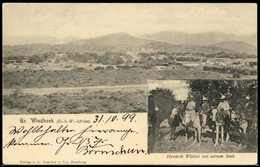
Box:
[166,93,251,147]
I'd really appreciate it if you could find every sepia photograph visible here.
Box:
[2,3,258,165]
[3,3,257,115]
[148,80,257,153]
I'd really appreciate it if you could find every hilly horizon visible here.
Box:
[208,41,257,55]
[64,32,168,51]
[142,31,256,46]
[3,31,257,56]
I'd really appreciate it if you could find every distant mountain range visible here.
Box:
[142,31,256,46]
[208,41,256,55]
[64,32,165,51]
[3,31,257,56]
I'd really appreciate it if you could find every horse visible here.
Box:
[229,111,249,147]
[168,103,185,141]
[204,108,217,132]
[239,113,249,135]
[213,105,231,146]
[197,107,217,143]
[181,100,202,145]
[199,106,232,145]
[206,106,249,147]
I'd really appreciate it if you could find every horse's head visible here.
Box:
[231,110,238,120]
[169,103,186,122]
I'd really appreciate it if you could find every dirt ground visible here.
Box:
[150,127,257,153]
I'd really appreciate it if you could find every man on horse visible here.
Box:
[229,109,248,147]
[183,95,202,144]
[169,102,183,141]
[214,94,231,146]
[201,96,210,131]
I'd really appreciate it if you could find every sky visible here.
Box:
[148,80,190,101]
[3,3,257,40]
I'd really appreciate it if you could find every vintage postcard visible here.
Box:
[2,3,257,165]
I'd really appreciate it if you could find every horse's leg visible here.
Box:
[192,128,197,145]
[197,114,202,145]
[170,126,175,141]
[242,123,247,134]
[198,127,202,145]
[244,128,247,134]
[238,132,243,147]
[169,126,173,140]
[172,126,176,140]
[185,127,188,143]
[214,125,219,146]
[202,114,207,129]
[211,122,216,143]
[225,129,230,143]
[221,126,224,145]
[169,121,172,140]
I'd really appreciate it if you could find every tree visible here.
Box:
[148,88,177,152]
[149,88,177,123]
[188,80,257,116]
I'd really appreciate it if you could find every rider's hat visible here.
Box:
[202,96,207,101]
[220,95,226,100]
[225,92,232,99]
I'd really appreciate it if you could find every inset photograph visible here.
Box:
[148,80,257,153]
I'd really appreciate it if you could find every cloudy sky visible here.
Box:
[148,80,190,101]
[3,3,257,39]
